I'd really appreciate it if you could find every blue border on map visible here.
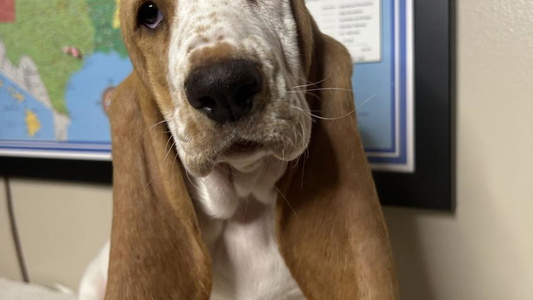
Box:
[360,0,410,166]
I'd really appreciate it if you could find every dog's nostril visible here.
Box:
[196,96,217,112]
[234,82,260,106]
[185,59,262,124]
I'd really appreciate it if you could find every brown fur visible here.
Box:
[188,43,237,67]
[105,1,399,299]
[105,74,212,299]
[276,4,399,298]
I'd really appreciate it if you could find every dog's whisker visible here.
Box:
[356,95,377,108]
[149,119,167,128]
[143,119,167,135]
[292,119,305,169]
[299,119,307,151]
[292,109,318,123]
[183,162,202,191]
[298,118,309,188]
[288,87,354,93]
[172,151,180,168]
[186,172,200,191]
[293,140,301,168]
[287,72,332,83]
[144,177,155,189]
[289,74,332,89]
[299,90,323,102]
[294,155,300,169]
[275,186,298,219]
[163,139,176,164]
[301,149,308,189]
[289,105,355,121]
[285,87,322,104]
[162,133,175,162]
[242,197,250,223]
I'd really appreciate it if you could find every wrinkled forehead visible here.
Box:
[120,0,296,24]
[119,0,303,73]
[175,0,292,14]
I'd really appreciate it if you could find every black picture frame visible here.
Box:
[0,157,112,184]
[0,0,454,210]
[373,0,455,210]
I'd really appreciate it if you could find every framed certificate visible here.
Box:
[307,0,414,173]
[308,0,454,210]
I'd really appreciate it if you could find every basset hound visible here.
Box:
[79,0,398,299]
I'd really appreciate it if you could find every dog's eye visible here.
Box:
[138,1,163,29]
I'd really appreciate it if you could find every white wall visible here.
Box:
[0,179,23,281]
[383,0,533,299]
[8,179,112,290]
[1,0,532,298]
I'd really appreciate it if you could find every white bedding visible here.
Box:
[0,277,76,300]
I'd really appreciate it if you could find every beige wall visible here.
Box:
[1,0,532,298]
[383,0,533,299]
[9,179,112,290]
[0,179,112,290]
[0,179,23,281]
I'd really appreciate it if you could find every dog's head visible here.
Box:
[119,0,315,176]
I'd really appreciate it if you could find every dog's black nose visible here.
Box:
[185,59,262,123]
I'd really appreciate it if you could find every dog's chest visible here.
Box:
[190,156,304,300]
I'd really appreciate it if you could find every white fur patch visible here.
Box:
[79,154,305,300]
[189,154,304,300]
[78,241,109,300]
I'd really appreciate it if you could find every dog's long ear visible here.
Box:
[276,2,399,299]
[104,74,211,300]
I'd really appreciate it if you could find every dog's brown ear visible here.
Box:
[276,2,399,299]
[104,74,211,300]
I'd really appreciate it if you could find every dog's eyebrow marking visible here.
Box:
[208,12,219,22]
[187,42,236,64]
[195,24,213,34]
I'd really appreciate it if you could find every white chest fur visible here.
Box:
[189,153,304,300]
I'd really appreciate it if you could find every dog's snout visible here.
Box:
[185,59,262,123]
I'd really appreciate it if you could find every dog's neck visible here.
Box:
[188,151,287,220]
[186,153,304,299]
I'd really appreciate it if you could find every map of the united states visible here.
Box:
[0,0,131,149]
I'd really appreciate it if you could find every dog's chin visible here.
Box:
[181,139,308,178]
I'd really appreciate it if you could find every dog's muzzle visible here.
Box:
[184,59,262,123]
